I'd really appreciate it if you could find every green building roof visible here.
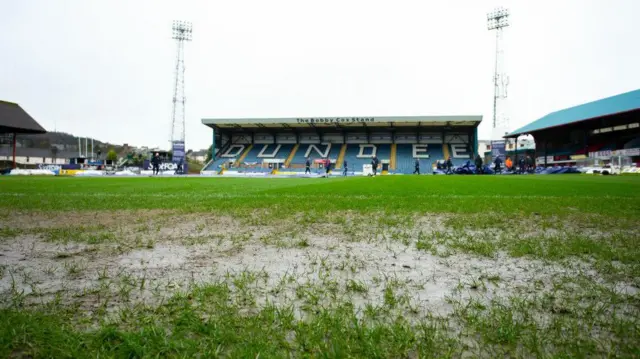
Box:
[506,89,640,138]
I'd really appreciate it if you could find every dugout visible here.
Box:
[505,89,640,167]
[200,116,482,174]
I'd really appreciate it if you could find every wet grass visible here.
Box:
[0,283,458,358]
[0,176,639,357]
[0,175,639,216]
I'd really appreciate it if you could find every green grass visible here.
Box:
[0,283,459,358]
[0,175,639,215]
[0,175,639,358]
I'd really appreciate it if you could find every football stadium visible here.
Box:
[1,88,639,357]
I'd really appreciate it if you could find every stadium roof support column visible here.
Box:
[211,127,216,163]
[583,130,589,158]
[544,139,548,167]
[472,127,478,157]
[12,133,16,169]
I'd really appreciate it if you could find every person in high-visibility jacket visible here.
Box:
[505,156,513,171]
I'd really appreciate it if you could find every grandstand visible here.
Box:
[506,89,640,167]
[200,116,482,175]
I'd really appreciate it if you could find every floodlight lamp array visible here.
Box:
[172,20,193,41]
[487,7,509,30]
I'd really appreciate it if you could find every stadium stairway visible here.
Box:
[442,144,451,160]
[335,144,347,169]
[284,144,299,167]
[390,144,397,170]
[234,145,253,167]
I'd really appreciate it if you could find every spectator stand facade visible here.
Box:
[505,89,640,168]
[201,116,482,176]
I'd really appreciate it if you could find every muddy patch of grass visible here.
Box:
[1,205,639,358]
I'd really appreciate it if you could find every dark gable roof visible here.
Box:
[0,101,47,134]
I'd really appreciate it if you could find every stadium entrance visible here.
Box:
[200,115,482,176]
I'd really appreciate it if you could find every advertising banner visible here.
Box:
[143,160,188,173]
[590,148,640,158]
[172,141,185,164]
[491,140,506,161]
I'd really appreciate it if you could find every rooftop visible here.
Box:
[202,115,482,129]
[0,100,47,134]
[506,89,640,138]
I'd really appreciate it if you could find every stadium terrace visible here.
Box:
[200,115,484,176]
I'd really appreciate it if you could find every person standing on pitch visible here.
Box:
[151,153,161,175]
[518,156,526,174]
[494,156,502,174]
[325,157,331,177]
[175,158,184,175]
[413,158,420,174]
[446,156,453,174]
[343,159,348,176]
[371,156,379,176]
[475,154,484,174]
[305,157,311,175]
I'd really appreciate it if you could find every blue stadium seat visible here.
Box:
[242,144,292,163]
[288,144,341,172]
[447,144,471,166]
[394,144,444,174]
[395,145,415,174]
[342,144,391,172]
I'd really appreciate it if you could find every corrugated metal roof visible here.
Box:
[202,115,482,127]
[0,101,47,134]
[506,89,640,138]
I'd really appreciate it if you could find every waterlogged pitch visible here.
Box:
[1,176,639,358]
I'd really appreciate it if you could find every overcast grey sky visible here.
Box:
[1,0,639,150]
